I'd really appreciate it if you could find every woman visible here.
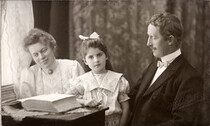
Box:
[19,28,84,98]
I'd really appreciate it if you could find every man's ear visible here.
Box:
[168,35,175,45]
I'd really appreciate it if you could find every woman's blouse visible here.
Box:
[68,70,130,115]
[19,59,84,98]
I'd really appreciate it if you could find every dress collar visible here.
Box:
[42,60,58,74]
[83,70,123,92]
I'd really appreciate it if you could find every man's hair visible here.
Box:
[148,12,183,46]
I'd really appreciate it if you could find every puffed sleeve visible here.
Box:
[19,68,36,98]
[66,77,84,97]
[118,76,130,103]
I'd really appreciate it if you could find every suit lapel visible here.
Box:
[143,55,184,96]
[134,61,158,102]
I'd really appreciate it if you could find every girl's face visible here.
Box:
[28,42,56,69]
[84,47,108,74]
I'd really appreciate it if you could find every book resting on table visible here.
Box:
[18,94,82,113]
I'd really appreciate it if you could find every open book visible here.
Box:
[18,94,82,113]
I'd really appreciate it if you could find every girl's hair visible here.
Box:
[80,38,107,58]
[80,38,113,71]
[23,28,57,53]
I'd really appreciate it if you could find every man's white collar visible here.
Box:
[161,49,181,63]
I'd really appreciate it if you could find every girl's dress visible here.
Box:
[19,59,84,98]
[68,70,130,126]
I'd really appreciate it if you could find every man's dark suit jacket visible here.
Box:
[129,55,205,126]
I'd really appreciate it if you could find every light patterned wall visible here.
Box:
[34,0,210,87]
[67,0,168,85]
[65,0,209,86]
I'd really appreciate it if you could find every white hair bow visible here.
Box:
[78,32,100,40]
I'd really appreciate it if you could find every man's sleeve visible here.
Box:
[156,76,205,126]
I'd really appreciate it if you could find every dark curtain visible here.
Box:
[33,0,210,122]
[33,1,70,58]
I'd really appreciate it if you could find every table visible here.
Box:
[2,107,108,126]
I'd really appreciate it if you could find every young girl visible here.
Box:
[66,32,130,126]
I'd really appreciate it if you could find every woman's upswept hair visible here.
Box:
[148,12,183,46]
[23,28,57,52]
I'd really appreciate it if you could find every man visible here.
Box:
[129,13,204,126]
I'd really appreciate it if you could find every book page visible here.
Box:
[19,94,75,102]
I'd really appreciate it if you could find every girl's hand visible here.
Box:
[97,104,105,109]
[77,98,101,107]
[65,89,78,95]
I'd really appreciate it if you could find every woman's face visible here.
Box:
[84,47,107,74]
[28,42,56,69]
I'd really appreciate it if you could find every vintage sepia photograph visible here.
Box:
[1,0,210,126]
